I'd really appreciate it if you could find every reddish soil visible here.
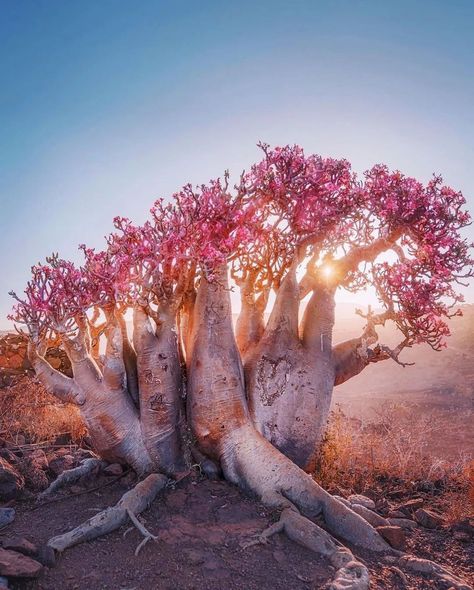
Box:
[1,472,473,590]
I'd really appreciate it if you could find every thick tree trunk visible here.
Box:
[234,278,267,359]
[245,279,336,471]
[133,306,184,474]
[187,266,389,552]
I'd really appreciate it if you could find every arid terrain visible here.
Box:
[0,305,473,589]
[332,304,474,460]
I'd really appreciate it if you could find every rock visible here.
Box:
[16,458,49,492]
[396,498,424,515]
[0,458,24,500]
[48,454,75,477]
[388,509,409,519]
[103,463,123,476]
[1,537,38,557]
[0,548,43,577]
[386,488,405,499]
[414,508,444,529]
[348,494,376,510]
[0,509,15,529]
[453,531,471,543]
[376,525,406,550]
[29,450,48,470]
[388,517,417,529]
[451,517,474,538]
[1,538,55,568]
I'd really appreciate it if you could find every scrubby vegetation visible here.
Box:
[0,376,85,446]
[318,405,473,524]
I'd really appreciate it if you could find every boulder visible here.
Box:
[0,548,43,577]
[387,517,417,529]
[376,525,406,550]
[414,508,444,529]
[348,494,376,510]
[0,458,24,501]
[396,498,424,515]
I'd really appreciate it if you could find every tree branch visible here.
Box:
[28,341,85,405]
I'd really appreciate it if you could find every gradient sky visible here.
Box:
[1,0,473,328]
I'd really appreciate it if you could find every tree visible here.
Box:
[9,144,473,588]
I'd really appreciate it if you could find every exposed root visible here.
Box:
[48,473,167,552]
[347,503,389,528]
[124,508,159,556]
[242,507,369,590]
[396,554,473,590]
[38,458,107,500]
[327,562,370,590]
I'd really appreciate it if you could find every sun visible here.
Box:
[321,264,333,279]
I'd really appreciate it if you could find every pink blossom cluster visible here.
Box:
[9,144,473,346]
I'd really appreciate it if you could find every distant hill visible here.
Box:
[333,303,474,400]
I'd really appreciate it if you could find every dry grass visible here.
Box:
[317,403,473,519]
[0,376,86,445]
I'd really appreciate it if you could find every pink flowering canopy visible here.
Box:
[9,144,473,349]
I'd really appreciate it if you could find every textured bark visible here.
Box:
[48,474,167,552]
[333,338,372,386]
[245,279,336,471]
[31,324,153,474]
[188,266,389,552]
[38,458,107,500]
[187,264,248,462]
[28,343,84,405]
[234,275,268,359]
[133,306,184,475]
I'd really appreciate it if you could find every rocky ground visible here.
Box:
[0,443,473,590]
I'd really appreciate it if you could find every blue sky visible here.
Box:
[1,0,473,328]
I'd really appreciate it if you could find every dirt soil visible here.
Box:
[2,472,473,590]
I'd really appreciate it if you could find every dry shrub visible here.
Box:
[0,376,86,444]
[317,403,472,508]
